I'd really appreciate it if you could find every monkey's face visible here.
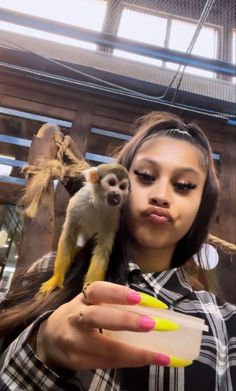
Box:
[100,172,130,207]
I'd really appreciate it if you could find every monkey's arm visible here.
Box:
[39,185,91,295]
[40,227,79,294]
[84,230,117,284]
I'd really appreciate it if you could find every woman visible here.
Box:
[0,111,235,390]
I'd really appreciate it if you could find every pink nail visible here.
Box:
[139,316,155,331]
[127,291,141,304]
[154,353,170,366]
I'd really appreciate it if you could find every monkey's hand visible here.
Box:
[38,236,75,295]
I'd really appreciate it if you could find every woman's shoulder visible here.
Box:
[194,289,235,306]
[190,289,236,325]
[26,251,56,274]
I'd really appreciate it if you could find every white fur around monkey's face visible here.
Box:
[84,163,130,207]
[100,172,130,206]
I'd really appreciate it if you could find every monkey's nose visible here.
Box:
[107,192,121,206]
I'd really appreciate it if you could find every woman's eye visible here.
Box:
[174,182,197,193]
[134,170,155,183]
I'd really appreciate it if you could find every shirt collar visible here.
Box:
[128,260,193,305]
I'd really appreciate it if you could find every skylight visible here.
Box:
[114,8,166,66]
[112,6,220,78]
[167,19,218,78]
[0,0,107,50]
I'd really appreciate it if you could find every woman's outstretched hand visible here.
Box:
[35,281,192,371]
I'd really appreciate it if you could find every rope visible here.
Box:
[20,133,90,217]
[208,234,236,254]
[54,133,86,166]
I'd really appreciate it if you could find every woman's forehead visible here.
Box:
[132,136,207,172]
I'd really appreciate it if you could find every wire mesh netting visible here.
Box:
[0,0,235,117]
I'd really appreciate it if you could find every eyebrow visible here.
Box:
[134,157,202,177]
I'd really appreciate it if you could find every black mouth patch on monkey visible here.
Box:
[107,192,121,206]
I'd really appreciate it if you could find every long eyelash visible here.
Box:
[134,170,196,191]
[175,182,197,192]
[134,170,155,181]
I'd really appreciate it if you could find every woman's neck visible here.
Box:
[126,240,175,273]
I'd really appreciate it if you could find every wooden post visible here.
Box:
[53,102,93,249]
[16,123,60,270]
[52,134,89,250]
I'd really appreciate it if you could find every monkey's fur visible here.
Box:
[39,163,130,294]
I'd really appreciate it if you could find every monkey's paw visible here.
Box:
[39,276,64,294]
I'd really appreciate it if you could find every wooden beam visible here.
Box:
[0,95,76,122]
[16,124,60,270]
[0,182,23,205]
[52,102,94,248]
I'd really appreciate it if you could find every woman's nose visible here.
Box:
[149,182,170,208]
[149,196,170,208]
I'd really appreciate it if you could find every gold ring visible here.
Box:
[82,282,91,305]
[78,309,103,333]
[78,311,86,327]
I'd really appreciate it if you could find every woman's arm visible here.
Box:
[0,312,62,391]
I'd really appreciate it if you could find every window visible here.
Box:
[167,19,218,78]
[232,30,236,83]
[0,154,15,176]
[0,0,107,50]
[232,30,236,63]
[114,8,167,67]
[0,205,23,292]
[114,6,219,78]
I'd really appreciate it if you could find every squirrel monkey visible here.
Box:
[39,163,130,294]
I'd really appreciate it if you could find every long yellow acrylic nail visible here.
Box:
[139,292,168,309]
[155,353,192,367]
[153,317,180,331]
[169,356,193,367]
[139,316,180,331]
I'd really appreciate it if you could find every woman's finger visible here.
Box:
[58,330,192,370]
[69,304,180,332]
[80,281,167,309]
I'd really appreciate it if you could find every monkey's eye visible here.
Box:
[119,182,127,191]
[108,178,117,186]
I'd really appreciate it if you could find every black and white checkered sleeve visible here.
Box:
[0,313,68,391]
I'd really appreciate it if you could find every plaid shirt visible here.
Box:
[0,252,235,391]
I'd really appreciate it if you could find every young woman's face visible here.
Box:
[125,136,207,252]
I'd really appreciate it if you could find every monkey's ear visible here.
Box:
[84,167,99,183]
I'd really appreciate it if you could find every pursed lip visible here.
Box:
[142,207,173,223]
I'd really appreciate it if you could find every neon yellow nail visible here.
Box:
[153,317,180,331]
[169,356,193,367]
[139,292,168,309]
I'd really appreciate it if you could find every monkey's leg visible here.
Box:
[84,235,114,283]
[40,231,77,294]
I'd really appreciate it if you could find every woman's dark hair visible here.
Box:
[0,111,219,347]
